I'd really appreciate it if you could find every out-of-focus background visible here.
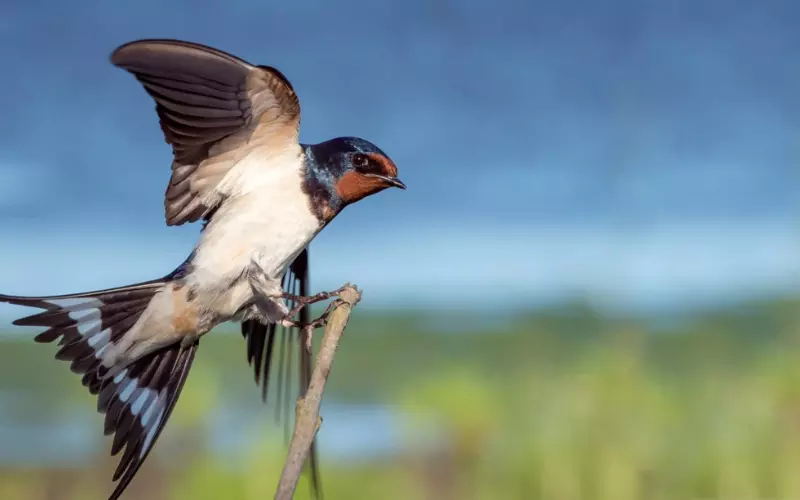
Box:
[1,0,799,499]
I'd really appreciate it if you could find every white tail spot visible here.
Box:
[142,406,166,457]
[140,397,162,427]
[131,391,152,416]
[88,328,111,348]
[120,378,138,402]
[95,343,111,360]
[113,369,129,384]
[68,309,101,332]
[49,297,103,311]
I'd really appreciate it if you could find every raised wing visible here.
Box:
[111,38,301,226]
[241,248,321,497]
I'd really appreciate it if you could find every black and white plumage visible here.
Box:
[0,38,404,500]
[2,280,196,498]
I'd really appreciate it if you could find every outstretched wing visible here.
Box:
[110,38,301,226]
[241,248,321,497]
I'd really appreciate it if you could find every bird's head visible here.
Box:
[307,137,405,207]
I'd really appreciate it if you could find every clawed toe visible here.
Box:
[281,284,349,323]
[278,297,344,340]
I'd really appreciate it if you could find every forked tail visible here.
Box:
[0,279,199,500]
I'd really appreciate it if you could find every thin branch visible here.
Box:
[274,285,362,500]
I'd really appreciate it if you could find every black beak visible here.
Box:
[386,177,407,190]
[366,174,407,190]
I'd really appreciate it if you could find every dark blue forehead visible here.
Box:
[310,136,389,158]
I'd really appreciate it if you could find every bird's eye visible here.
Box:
[352,153,369,168]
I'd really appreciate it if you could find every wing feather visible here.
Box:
[111,38,301,226]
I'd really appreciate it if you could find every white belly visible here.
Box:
[186,157,321,317]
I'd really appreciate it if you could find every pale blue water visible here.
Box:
[0,390,407,467]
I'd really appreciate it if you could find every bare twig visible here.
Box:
[274,285,362,500]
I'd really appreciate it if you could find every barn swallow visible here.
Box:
[0,39,404,499]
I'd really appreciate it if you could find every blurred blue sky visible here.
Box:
[0,0,798,316]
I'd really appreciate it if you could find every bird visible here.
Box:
[0,38,405,500]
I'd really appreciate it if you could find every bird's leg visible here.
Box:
[247,258,290,323]
[282,283,350,311]
[281,283,351,321]
[249,259,343,343]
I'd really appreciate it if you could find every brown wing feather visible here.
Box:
[110,39,301,226]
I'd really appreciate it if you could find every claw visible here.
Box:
[279,297,344,340]
[281,285,349,322]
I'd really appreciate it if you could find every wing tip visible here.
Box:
[110,38,253,70]
[110,38,193,66]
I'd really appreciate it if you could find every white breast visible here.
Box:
[186,146,321,315]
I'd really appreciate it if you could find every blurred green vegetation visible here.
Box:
[1,296,800,499]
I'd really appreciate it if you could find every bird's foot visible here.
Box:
[282,283,349,308]
[281,284,350,318]
[280,298,345,350]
